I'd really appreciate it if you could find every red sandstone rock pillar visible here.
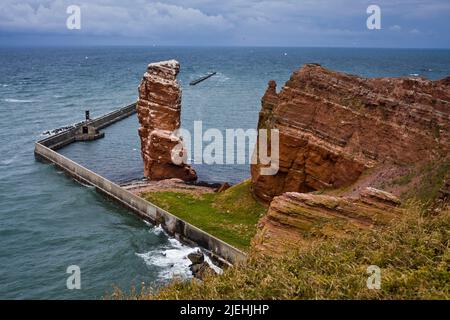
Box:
[137,60,197,181]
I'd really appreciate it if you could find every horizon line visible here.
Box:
[1,44,450,50]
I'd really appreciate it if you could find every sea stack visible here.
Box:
[137,60,197,181]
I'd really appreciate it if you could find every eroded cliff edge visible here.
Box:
[251,64,450,254]
[137,60,197,181]
[252,63,450,201]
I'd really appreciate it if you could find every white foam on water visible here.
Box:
[168,237,183,248]
[0,155,18,166]
[152,225,164,235]
[137,223,222,280]
[4,98,36,103]
[137,223,194,280]
[79,182,95,189]
[204,254,223,275]
[143,220,152,227]
[145,223,164,236]
[215,72,230,82]
[136,242,195,280]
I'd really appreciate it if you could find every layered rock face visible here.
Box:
[252,188,403,254]
[251,64,450,202]
[250,64,450,255]
[137,60,197,181]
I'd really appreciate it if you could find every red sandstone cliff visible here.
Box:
[251,64,450,202]
[251,187,403,254]
[250,64,450,255]
[137,60,197,181]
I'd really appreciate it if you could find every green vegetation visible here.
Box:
[113,204,450,300]
[402,160,449,204]
[127,161,450,300]
[392,170,415,186]
[141,180,266,250]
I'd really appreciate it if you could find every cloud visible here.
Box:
[0,1,67,32]
[0,0,449,47]
[389,25,402,31]
[0,0,231,37]
[83,2,232,37]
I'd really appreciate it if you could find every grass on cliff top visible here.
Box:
[140,180,266,250]
[112,203,450,300]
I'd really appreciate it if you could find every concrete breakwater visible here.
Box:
[38,103,137,150]
[189,72,217,85]
[34,103,246,266]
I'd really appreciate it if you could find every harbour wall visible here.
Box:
[34,103,247,266]
[38,103,137,150]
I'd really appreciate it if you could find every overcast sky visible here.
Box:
[0,0,449,47]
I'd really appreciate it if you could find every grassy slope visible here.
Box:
[141,180,266,250]
[405,161,449,204]
[115,205,449,300]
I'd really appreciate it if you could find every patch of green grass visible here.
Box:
[392,170,415,186]
[113,204,450,300]
[141,180,266,250]
[403,160,449,204]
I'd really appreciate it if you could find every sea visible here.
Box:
[0,46,449,299]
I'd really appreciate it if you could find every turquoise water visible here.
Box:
[0,47,449,299]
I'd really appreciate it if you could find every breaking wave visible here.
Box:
[136,224,222,280]
[4,98,36,103]
[136,237,194,280]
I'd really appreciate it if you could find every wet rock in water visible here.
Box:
[190,263,202,274]
[137,60,197,181]
[193,263,214,280]
[188,250,204,265]
[187,250,214,280]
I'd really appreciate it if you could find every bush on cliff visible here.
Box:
[113,204,449,300]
